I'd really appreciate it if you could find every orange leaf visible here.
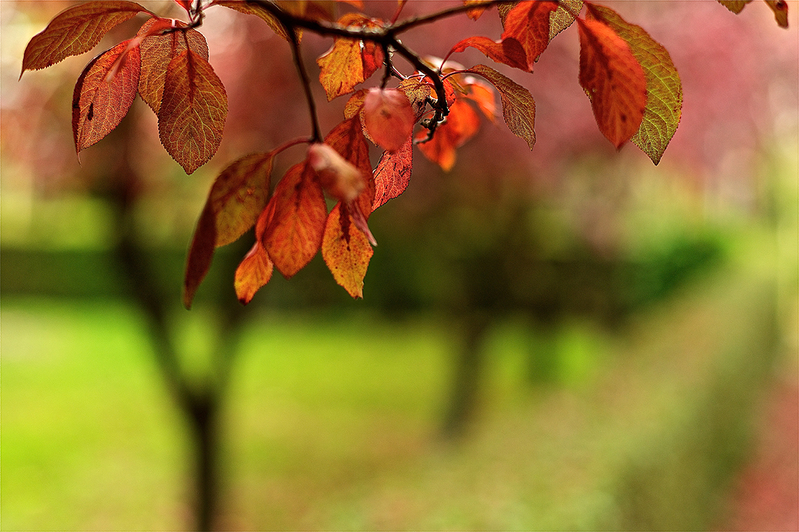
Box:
[448,36,529,72]
[373,136,413,210]
[718,0,754,13]
[264,162,327,278]
[764,0,789,28]
[235,204,275,305]
[577,18,647,149]
[416,99,481,171]
[362,88,415,152]
[316,13,383,100]
[72,40,140,154]
[158,50,228,174]
[465,64,536,150]
[21,1,146,76]
[464,0,490,20]
[137,18,209,113]
[501,0,558,70]
[397,77,436,119]
[322,203,374,298]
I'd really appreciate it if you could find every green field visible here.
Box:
[1,249,789,530]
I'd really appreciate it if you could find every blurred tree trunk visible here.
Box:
[94,109,245,531]
[440,312,491,440]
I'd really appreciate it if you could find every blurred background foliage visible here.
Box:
[1,1,797,530]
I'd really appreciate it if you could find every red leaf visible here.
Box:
[72,40,140,154]
[137,18,209,114]
[362,88,415,153]
[464,64,536,150]
[235,204,275,305]
[397,77,436,119]
[447,36,529,72]
[183,201,217,309]
[577,18,647,149]
[158,50,227,174]
[21,1,147,76]
[501,1,558,70]
[416,99,481,171]
[175,0,192,14]
[264,162,328,278]
[322,203,374,298]
[373,136,413,210]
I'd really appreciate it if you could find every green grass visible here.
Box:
[0,262,783,531]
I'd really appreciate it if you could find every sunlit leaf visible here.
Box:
[501,0,558,70]
[362,88,415,152]
[317,13,383,100]
[322,203,374,298]
[21,1,147,75]
[586,4,682,164]
[465,64,536,150]
[417,99,481,171]
[138,18,209,113]
[264,162,327,278]
[235,203,275,305]
[448,36,529,72]
[72,40,140,153]
[212,0,289,41]
[577,18,647,149]
[549,0,583,39]
[372,136,412,210]
[159,50,227,174]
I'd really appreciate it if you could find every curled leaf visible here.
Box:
[448,36,529,72]
[417,99,481,171]
[212,0,290,40]
[362,88,415,152]
[501,0,558,70]
[308,143,365,203]
[235,203,275,305]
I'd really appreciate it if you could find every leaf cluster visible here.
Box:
[20,0,788,306]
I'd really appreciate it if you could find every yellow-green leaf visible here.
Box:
[586,4,682,164]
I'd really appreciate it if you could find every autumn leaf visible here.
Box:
[264,162,328,278]
[447,36,529,72]
[174,0,192,14]
[72,40,140,154]
[21,1,147,76]
[464,0,491,20]
[235,203,275,305]
[586,4,682,164]
[137,18,209,114]
[183,201,217,308]
[458,75,497,121]
[764,0,789,28]
[397,77,436,119]
[322,203,374,298]
[323,116,375,214]
[362,88,415,152]
[308,143,365,203]
[159,50,227,174]
[317,13,384,100]
[182,152,274,307]
[718,0,754,13]
[501,0,558,70]
[211,0,289,41]
[498,0,581,42]
[577,17,647,149]
[373,136,413,210]
[417,98,481,171]
[464,64,536,150]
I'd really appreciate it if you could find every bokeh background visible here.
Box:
[2,1,797,530]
